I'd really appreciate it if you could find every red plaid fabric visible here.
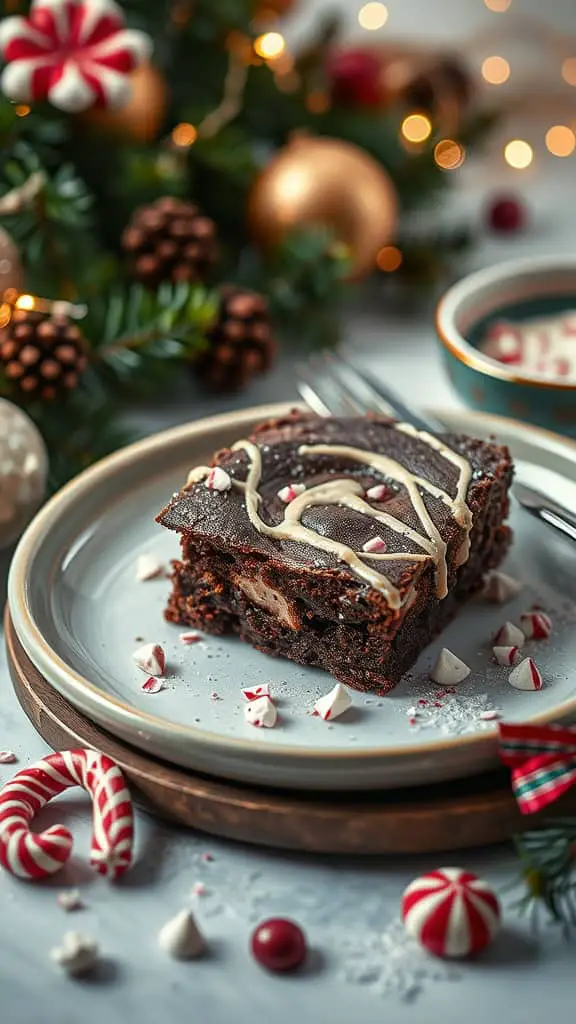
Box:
[498,722,576,815]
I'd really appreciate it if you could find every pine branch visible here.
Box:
[513,819,576,927]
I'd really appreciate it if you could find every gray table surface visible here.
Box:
[2,171,576,1023]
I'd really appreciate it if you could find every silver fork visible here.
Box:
[295,350,576,545]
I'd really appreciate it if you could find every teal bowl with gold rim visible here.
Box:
[435,256,576,436]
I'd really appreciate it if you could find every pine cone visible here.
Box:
[0,308,88,401]
[121,197,219,288]
[194,286,276,393]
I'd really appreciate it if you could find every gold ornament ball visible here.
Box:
[81,64,168,143]
[0,227,24,306]
[248,136,398,279]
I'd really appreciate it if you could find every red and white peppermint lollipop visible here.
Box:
[0,749,134,881]
[0,0,151,112]
[401,867,500,959]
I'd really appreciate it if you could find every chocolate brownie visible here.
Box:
[157,411,513,694]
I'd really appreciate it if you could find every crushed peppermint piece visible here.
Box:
[179,631,202,645]
[201,853,214,863]
[366,484,390,501]
[241,683,271,701]
[51,932,99,977]
[482,570,523,604]
[479,709,501,721]
[277,483,306,503]
[244,695,277,728]
[192,882,207,896]
[430,648,470,686]
[135,552,164,581]
[142,676,164,693]
[519,611,552,640]
[132,642,166,677]
[57,890,84,912]
[509,657,543,691]
[313,682,352,721]
[0,751,17,764]
[493,645,522,666]
[204,467,231,491]
[406,706,418,716]
[493,621,525,648]
[362,536,387,554]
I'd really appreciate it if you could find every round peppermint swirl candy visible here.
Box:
[401,867,500,959]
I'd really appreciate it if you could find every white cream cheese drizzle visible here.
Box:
[186,424,473,611]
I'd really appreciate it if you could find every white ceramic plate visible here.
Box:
[8,403,576,791]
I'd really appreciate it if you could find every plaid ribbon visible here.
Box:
[498,722,576,814]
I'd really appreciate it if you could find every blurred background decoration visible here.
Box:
[0,0,574,487]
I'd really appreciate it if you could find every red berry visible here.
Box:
[327,48,383,107]
[251,918,307,972]
[487,196,526,234]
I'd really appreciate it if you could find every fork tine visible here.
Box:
[325,352,397,418]
[295,355,365,417]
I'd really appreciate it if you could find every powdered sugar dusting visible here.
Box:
[401,684,501,735]
[341,918,461,1001]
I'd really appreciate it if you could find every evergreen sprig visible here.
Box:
[514,819,576,927]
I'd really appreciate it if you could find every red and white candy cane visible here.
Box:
[0,749,134,881]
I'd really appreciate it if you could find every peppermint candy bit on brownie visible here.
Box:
[244,695,277,728]
[313,682,352,721]
[483,570,522,604]
[133,642,166,677]
[520,611,552,640]
[135,552,164,581]
[365,484,390,501]
[509,657,543,691]
[277,483,306,503]
[205,467,231,492]
[430,648,470,686]
[493,621,525,648]
[241,683,271,701]
[0,751,17,764]
[362,536,387,554]
[493,645,522,666]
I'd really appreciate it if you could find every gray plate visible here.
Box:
[8,403,576,790]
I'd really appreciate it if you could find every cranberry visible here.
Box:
[250,918,307,972]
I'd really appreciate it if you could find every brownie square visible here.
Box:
[157,411,513,694]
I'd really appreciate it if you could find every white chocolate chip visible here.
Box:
[493,621,525,648]
[483,571,523,604]
[51,932,99,977]
[135,553,164,581]
[158,909,205,960]
[430,648,470,686]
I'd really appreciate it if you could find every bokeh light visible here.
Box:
[358,3,388,31]
[504,139,533,169]
[376,246,403,272]
[545,125,576,157]
[434,139,466,170]
[484,0,512,10]
[15,294,36,311]
[481,56,511,85]
[254,32,285,60]
[401,113,432,143]
[561,57,576,86]
[15,104,30,117]
[171,122,198,147]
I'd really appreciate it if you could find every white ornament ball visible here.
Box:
[0,399,47,547]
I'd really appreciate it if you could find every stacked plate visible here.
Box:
[7,403,576,791]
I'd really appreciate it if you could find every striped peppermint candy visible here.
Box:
[0,749,134,881]
[0,0,151,112]
[401,867,500,959]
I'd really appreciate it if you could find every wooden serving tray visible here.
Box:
[6,610,573,855]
